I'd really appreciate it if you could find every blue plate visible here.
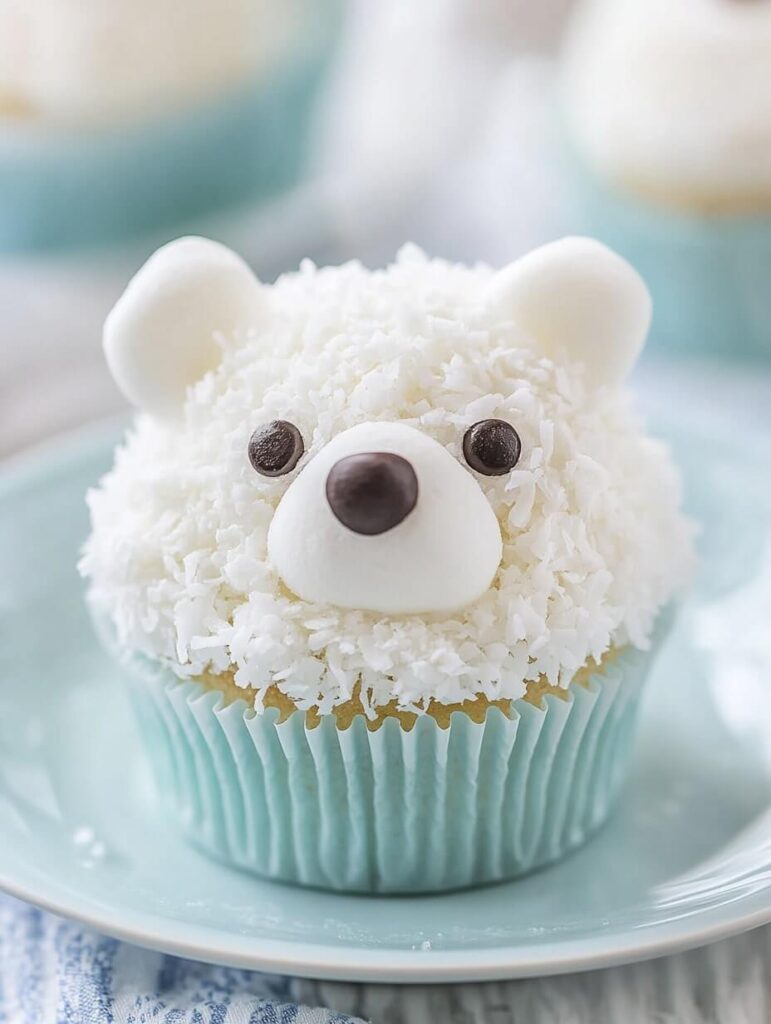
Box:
[1,410,770,983]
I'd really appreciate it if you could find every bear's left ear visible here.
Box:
[103,236,262,417]
[487,237,652,387]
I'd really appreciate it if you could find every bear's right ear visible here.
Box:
[103,236,262,418]
[487,237,651,388]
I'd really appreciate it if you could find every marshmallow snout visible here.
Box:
[267,422,503,615]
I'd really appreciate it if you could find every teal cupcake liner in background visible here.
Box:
[0,9,340,253]
[562,142,771,363]
[117,636,662,895]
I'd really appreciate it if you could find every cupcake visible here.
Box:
[81,235,693,893]
[0,0,337,251]
[561,0,771,360]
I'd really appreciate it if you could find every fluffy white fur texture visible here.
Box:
[82,239,692,714]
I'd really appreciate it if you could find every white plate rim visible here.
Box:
[2,861,771,983]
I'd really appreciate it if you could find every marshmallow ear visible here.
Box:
[488,237,652,387]
[103,236,261,417]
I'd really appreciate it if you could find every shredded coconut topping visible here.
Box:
[81,247,693,715]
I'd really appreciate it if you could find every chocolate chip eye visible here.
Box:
[462,419,521,476]
[248,420,304,477]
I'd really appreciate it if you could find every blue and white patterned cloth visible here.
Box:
[0,895,365,1024]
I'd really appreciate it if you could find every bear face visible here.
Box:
[83,236,690,714]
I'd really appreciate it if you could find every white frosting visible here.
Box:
[268,421,503,614]
[488,237,651,388]
[562,0,771,204]
[81,240,693,715]
[0,0,295,123]
[103,237,262,419]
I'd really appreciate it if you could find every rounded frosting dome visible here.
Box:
[81,241,693,715]
[0,0,298,123]
[562,0,771,210]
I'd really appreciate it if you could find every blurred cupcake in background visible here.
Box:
[561,0,771,360]
[0,0,339,251]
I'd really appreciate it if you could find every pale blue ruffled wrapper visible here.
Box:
[106,619,668,894]
[562,141,771,362]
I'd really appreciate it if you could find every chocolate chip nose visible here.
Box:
[326,452,419,536]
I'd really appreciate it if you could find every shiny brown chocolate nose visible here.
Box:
[326,452,418,536]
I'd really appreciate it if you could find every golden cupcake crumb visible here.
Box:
[195,645,622,731]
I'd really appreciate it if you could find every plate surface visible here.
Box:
[1,412,771,983]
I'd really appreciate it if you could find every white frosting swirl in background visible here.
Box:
[0,0,300,123]
[562,0,771,210]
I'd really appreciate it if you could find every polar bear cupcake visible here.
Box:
[81,235,692,892]
[562,0,771,359]
[0,0,335,250]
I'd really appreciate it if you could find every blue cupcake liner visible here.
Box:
[561,138,771,362]
[0,19,338,252]
[117,633,663,894]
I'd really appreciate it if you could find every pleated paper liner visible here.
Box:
[122,632,665,894]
